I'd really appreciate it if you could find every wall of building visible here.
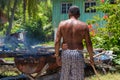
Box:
[52,0,83,28]
[52,0,104,39]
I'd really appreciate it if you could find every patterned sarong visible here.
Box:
[60,49,84,80]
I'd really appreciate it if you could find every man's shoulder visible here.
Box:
[60,20,68,24]
[78,21,88,28]
[79,21,87,25]
[59,20,68,27]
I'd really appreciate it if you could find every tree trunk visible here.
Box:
[23,0,27,23]
[6,0,18,36]
[7,0,10,19]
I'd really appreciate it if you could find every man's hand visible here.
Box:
[62,44,68,50]
[56,56,61,66]
[89,57,94,65]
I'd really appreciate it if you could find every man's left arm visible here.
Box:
[84,25,94,64]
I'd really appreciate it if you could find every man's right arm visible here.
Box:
[55,22,63,57]
[54,22,63,66]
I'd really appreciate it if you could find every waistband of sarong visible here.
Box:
[62,49,83,52]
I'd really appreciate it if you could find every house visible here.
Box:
[52,0,115,38]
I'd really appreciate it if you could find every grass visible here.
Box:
[1,58,14,64]
[0,71,120,80]
[39,41,54,47]
[4,58,14,62]
[42,41,54,47]
[1,71,19,76]
[85,72,120,80]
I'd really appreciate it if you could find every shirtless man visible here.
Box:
[55,6,94,80]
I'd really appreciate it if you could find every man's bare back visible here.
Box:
[58,18,90,50]
[55,6,94,67]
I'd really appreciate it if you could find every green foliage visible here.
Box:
[23,19,46,44]
[0,0,53,43]
[113,50,120,65]
[22,0,53,44]
[27,0,39,19]
[88,0,120,65]
[38,0,52,25]
[89,0,120,50]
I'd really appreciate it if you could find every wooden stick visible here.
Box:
[90,63,101,80]
[26,74,35,80]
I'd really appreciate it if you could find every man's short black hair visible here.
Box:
[68,6,80,16]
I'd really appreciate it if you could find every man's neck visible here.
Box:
[69,16,78,20]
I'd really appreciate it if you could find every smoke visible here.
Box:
[0,31,50,55]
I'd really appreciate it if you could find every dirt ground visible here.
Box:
[0,64,118,80]
[0,64,94,80]
[0,64,60,80]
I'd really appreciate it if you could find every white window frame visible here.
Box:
[110,0,116,4]
[84,0,96,13]
[61,2,72,14]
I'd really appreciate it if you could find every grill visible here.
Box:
[0,47,61,79]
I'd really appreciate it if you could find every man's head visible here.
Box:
[68,6,80,18]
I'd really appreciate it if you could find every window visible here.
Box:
[61,3,72,14]
[110,0,116,4]
[85,0,96,13]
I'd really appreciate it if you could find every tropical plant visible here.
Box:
[0,0,41,36]
[88,0,120,65]
[22,0,53,44]
[0,0,53,43]
[88,0,120,50]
